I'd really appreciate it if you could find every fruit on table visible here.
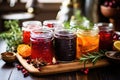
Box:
[17,44,31,58]
[103,0,120,8]
[113,41,120,51]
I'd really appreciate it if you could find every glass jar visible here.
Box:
[54,29,77,61]
[76,26,99,58]
[22,21,42,44]
[43,20,62,31]
[30,28,54,64]
[95,23,114,50]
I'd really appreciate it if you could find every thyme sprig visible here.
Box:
[0,20,22,52]
[79,50,106,65]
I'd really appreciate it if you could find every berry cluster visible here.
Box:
[16,64,29,77]
[80,68,89,74]
[103,0,120,8]
[26,58,47,71]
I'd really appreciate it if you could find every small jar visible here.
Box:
[95,23,114,50]
[76,26,99,58]
[54,29,77,61]
[43,20,62,31]
[30,28,54,64]
[22,21,42,44]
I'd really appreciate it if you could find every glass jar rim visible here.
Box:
[31,28,53,39]
[94,23,114,31]
[22,21,42,27]
[54,28,76,38]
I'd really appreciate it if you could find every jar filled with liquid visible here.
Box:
[30,28,54,64]
[76,26,99,58]
[95,23,114,50]
[54,29,76,61]
[22,21,42,44]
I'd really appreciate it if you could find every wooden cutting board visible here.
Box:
[16,53,109,76]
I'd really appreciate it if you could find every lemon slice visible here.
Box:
[113,41,120,51]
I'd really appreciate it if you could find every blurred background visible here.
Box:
[0,0,108,31]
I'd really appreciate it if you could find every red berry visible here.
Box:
[26,59,31,64]
[38,67,41,71]
[23,72,29,77]
[104,1,109,6]
[16,65,23,70]
[84,70,88,74]
[80,68,89,74]
[22,69,26,73]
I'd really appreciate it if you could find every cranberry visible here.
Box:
[16,65,23,70]
[81,68,89,74]
[26,59,31,64]
[23,71,29,77]
[38,67,42,71]
[22,69,27,73]
[104,1,109,7]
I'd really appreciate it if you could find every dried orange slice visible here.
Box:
[17,44,31,58]
[113,41,120,51]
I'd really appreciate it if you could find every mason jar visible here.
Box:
[30,28,54,64]
[54,29,77,61]
[76,26,99,58]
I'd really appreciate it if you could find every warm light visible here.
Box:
[27,7,34,13]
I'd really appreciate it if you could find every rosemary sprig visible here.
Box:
[79,50,106,65]
[0,20,22,52]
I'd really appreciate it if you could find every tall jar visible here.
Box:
[54,29,77,61]
[95,23,114,50]
[30,28,54,64]
[76,26,99,58]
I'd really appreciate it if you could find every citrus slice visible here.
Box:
[113,41,120,51]
[17,44,31,58]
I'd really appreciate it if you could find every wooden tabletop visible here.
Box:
[1,39,120,80]
[1,59,120,80]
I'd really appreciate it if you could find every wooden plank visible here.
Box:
[0,60,14,80]
[16,53,109,76]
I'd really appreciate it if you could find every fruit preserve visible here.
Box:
[96,23,114,50]
[54,29,76,61]
[30,28,54,64]
[76,26,99,58]
[22,21,42,44]
[43,20,62,31]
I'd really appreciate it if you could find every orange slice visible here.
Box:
[113,41,120,51]
[17,44,31,58]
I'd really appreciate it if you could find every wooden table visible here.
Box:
[1,59,120,80]
[1,39,120,80]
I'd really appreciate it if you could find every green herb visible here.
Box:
[0,20,22,52]
[79,50,106,65]
[63,10,94,30]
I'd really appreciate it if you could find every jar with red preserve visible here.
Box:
[113,31,120,41]
[30,28,54,64]
[95,23,114,50]
[22,21,42,44]
[43,20,62,31]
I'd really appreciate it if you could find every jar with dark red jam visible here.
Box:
[54,29,76,61]
[95,23,114,50]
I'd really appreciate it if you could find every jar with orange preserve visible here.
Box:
[76,26,99,59]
